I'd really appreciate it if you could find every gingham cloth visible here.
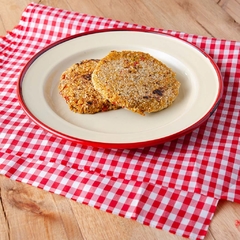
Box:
[0,3,240,240]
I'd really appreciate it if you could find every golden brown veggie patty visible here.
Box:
[58,59,120,114]
[92,51,180,115]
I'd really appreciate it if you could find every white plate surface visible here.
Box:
[17,29,223,148]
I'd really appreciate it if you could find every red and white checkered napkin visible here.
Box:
[0,3,240,240]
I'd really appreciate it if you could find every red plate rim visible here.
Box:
[17,28,223,149]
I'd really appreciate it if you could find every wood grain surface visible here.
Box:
[1,0,240,239]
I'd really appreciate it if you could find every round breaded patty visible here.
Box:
[92,51,181,115]
[58,59,119,114]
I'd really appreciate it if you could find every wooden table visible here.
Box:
[1,1,240,239]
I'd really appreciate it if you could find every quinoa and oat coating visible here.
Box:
[58,59,120,114]
[92,51,180,115]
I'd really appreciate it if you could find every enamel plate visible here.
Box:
[17,29,223,149]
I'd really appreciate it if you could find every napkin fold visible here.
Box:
[0,3,240,240]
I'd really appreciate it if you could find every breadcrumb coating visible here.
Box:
[58,59,120,114]
[92,51,180,115]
